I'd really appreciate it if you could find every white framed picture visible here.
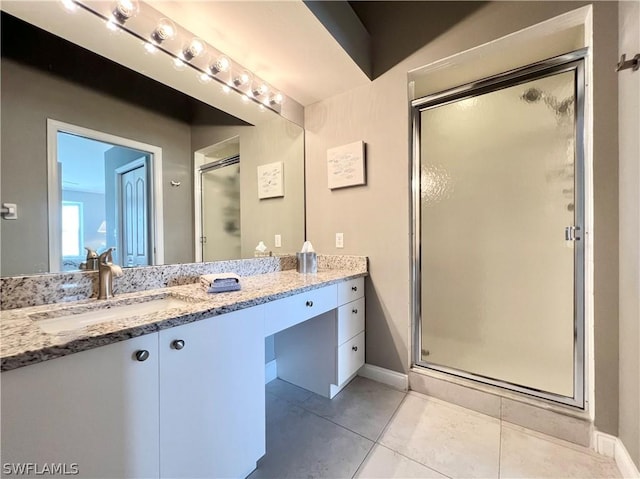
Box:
[327,141,366,189]
[257,161,284,199]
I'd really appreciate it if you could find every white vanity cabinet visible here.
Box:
[159,307,265,479]
[1,307,265,479]
[274,277,365,398]
[1,333,161,479]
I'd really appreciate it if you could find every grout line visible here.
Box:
[498,401,503,478]
[370,393,457,478]
[286,377,405,444]
[273,386,378,443]
[376,444,456,479]
[373,390,409,444]
[350,441,377,479]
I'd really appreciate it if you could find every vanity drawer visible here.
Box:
[264,284,337,336]
[337,332,365,386]
[337,277,364,305]
[337,298,365,345]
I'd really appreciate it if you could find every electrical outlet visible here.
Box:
[335,233,344,248]
[274,234,282,248]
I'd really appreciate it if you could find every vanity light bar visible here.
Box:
[61,0,286,114]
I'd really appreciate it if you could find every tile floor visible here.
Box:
[248,377,622,479]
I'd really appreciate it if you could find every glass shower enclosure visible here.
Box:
[411,50,586,407]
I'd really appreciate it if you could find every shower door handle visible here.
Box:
[565,226,581,241]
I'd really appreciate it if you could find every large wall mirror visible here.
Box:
[0,7,305,277]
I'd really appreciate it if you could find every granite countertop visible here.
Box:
[1,269,367,372]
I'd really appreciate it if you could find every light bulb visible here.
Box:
[233,71,251,87]
[60,0,77,12]
[258,104,266,112]
[112,0,138,23]
[269,92,284,105]
[252,83,269,97]
[209,56,230,75]
[221,85,231,94]
[183,38,205,61]
[151,18,176,44]
[241,95,250,103]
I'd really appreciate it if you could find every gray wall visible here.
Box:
[304,1,620,435]
[618,0,640,468]
[0,59,193,276]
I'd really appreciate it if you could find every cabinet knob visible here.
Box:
[135,350,150,362]
[352,308,358,314]
[351,286,358,292]
[172,339,185,350]
[352,346,358,352]
[306,300,314,307]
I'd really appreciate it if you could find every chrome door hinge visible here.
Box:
[565,226,581,241]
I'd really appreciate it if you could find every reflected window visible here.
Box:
[61,201,83,258]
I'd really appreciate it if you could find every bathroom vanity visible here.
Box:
[0,264,366,479]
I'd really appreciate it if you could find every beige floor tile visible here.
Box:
[379,393,501,478]
[248,393,373,479]
[355,444,448,478]
[500,425,622,479]
[301,377,406,440]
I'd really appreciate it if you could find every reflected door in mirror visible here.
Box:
[119,163,149,267]
[200,158,241,262]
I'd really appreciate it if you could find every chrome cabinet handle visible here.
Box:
[351,286,358,292]
[352,308,358,314]
[306,300,314,307]
[135,350,150,362]
[352,346,358,352]
[172,339,185,350]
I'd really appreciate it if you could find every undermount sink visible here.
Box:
[30,295,193,334]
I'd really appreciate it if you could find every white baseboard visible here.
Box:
[265,360,277,384]
[358,363,408,391]
[594,431,640,478]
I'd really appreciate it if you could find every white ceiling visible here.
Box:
[146,1,371,106]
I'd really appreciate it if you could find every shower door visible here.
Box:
[412,51,585,407]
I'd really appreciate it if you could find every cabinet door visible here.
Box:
[1,334,160,479]
[159,307,265,479]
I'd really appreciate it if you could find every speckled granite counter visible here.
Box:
[1,268,367,372]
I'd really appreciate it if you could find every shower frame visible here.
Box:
[410,49,587,409]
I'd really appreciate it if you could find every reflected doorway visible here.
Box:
[195,137,241,262]
[48,120,164,271]
[116,157,149,267]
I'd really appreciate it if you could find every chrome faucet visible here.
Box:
[98,247,124,300]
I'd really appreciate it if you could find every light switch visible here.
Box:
[274,234,282,248]
[336,233,344,248]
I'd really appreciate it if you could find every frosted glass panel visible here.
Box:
[420,71,576,397]
[201,163,241,262]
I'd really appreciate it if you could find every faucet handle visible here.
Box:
[99,247,116,264]
[110,264,124,277]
